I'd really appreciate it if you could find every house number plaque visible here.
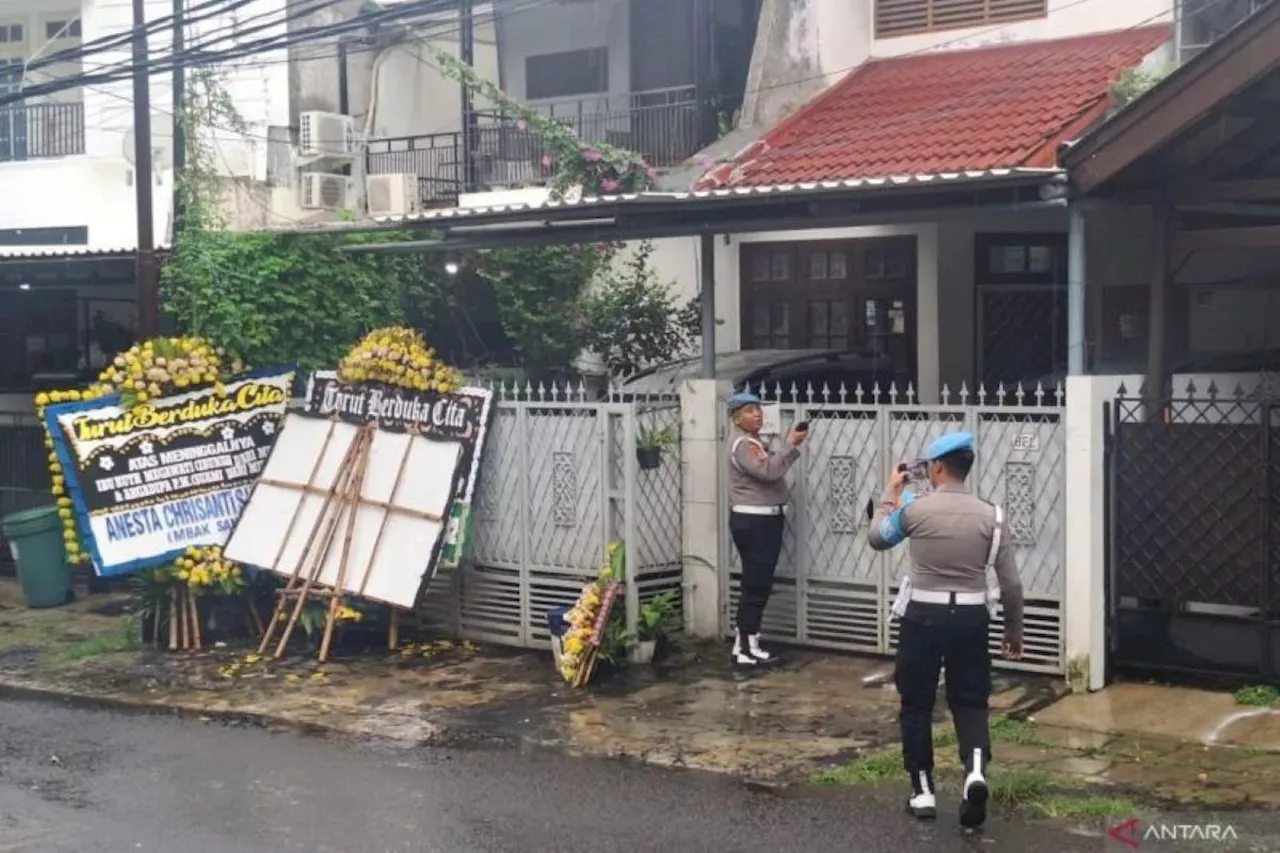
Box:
[1011,433,1039,453]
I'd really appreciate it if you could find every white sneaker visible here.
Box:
[960,749,989,828]
[907,771,937,820]
[732,635,757,668]
[747,634,772,662]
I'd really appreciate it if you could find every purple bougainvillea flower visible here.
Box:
[601,179,619,192]
[583,149,604,162]
[541,154,554,167]
[646,167,658,180]
[516,118,529,131]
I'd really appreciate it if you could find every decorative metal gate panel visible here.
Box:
[0,416,52,572]
[1108,385,1280,684]
[423,384,683,649]
[723,382,1067,674]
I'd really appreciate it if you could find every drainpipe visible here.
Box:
[1067,203,1087,375]
[700,232,716,378]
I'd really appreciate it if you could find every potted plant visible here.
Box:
[635,589,676,664]
[635,425,676,470]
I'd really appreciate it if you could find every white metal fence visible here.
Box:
[422,384,683,648]
[723,382,1067,674]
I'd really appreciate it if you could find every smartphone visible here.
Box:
[793,421,810,432]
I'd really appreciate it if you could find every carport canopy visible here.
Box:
[288,169,1068,380]
[1061,0,1280,397]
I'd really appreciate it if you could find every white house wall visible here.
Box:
[370,20,500,140]
[0,0,290,249]
[497,0,629,107]
[739,0,870,129]
[869,0,1175,58]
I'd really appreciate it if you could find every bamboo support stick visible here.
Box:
[264,420,340,575]
[247,599,264,637]
[188,588,202,651]
[181,585,192,650]
[267,465,357,656]
[320,425,374,663]
[258,426,367,655]
[358,433,415,597]
[168,587,179,651]
[275,427,370,659]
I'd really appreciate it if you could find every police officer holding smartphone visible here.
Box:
[726,391,808,667]
[868,432,1024,829]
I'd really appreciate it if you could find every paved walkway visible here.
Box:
[1,580,1277,813]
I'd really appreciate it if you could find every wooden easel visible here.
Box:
[257,422,375,663]
[160,584,203,652]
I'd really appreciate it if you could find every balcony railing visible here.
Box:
[367,85,715,206]
[0,101,85,162]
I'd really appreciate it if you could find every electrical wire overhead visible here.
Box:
[2,0,476,107]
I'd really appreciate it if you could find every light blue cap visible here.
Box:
[727,391,761,413]
[923,432,975,461]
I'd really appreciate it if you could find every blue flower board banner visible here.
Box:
[43,368,295,577]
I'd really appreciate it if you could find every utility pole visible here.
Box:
[132,0,159,338]
[172,0,185,226]
[459,0,477,192]
[337,38,350,115]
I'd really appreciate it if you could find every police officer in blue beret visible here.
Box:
[725,391,807,667]
[868,432,1025,828]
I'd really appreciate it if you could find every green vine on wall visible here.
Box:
[432,51,655,199]
[161,69,431,370]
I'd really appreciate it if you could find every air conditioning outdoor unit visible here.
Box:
[300,172,352,210]
[298,111,358,157]
[366,173,420,217]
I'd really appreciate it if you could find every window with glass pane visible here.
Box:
[771,302,790,347]
[806,300,849,350]
[1027,245,1052,273]
[751,301,790,348]
[751,253,771,281]
[808,301,828,347]
[885,246,909,277]
[769,251,791,281]
[828,251,847,279]
[809,252,828,280]
[865,246,885,277]
[829,300,849,347]
[991,245,1026,274]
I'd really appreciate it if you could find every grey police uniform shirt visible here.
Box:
[728,427,800,508]
[868,483,1024,643]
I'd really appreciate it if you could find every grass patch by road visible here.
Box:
[58,617,139,661]
[811,716,1024,787]
[990,715,1048,746]
[1235,684,1279,707]
[809,716,1136,820]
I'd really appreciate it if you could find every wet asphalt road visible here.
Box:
[0,698,1173,852]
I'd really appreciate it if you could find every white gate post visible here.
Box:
[1064,376,1108,692]
[679,378,730,637]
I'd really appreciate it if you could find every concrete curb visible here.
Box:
[0,676,802,787]
[0,679,514,750]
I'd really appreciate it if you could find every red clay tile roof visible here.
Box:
[696,26,1171,189]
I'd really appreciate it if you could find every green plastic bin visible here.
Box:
[2,506,73,608]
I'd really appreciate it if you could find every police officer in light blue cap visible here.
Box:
[868,431,1025,829]
[725,390,807,667]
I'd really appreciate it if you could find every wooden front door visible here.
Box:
[740,236,917,387]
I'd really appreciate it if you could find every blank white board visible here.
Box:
[224,413,462,609]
